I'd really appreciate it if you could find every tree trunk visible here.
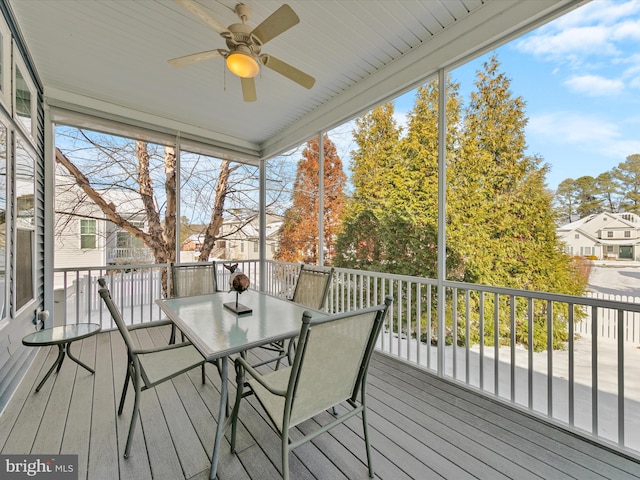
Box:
[198,160,238,261]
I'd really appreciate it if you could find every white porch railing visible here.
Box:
[105,247,154,264]
[53,260,640,456]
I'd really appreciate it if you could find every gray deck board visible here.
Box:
[2,328,640,480]
[88,330,120,480]
[60,331,98,480]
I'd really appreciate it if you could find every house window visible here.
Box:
[80,219,97,249]
[253,241,258,253]
[607,246,614,253]
[607,231,613,238]
[574,234,579,239]
[0,19,10,108]
[15,139,35,312]
[14,61,35,137]
[625,231,631,238]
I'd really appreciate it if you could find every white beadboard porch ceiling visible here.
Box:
[8,0,584,164]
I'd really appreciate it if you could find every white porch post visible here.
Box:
[175,135,181,264]
[259,159,266,292]
[437,68,447,376]
[318,132,324,266]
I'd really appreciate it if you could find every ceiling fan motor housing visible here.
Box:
[226,23,262,57]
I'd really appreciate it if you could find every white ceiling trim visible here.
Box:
[45,86,263,162]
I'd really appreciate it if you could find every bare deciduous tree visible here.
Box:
[54,128,261,295]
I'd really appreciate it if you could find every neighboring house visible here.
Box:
[180,211,282,262]
[556,212,640,261]
[54,171,153,279]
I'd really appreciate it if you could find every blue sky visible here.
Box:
[392,0,640,192]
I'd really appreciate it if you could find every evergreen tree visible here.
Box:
[394,78,463,278]
[613,154,640,214]
[573,175,603,218]
[451,56,575,290]
[554,168,625,220]
[595,171,620,213]
[276,135,346,264]
[334,103,400,270]
[555,178,579,224]
[452,55,583,349]
[337,57,585,350]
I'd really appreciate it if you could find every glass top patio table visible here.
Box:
[22,323,101,347]
[156,289,325,480]
[22,323,101,392]
[156,289,320,361]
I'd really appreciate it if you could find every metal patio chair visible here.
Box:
[97,278,206,459]
[230,296,392,480]
[291,264,334,310]
[256,264,334,368]
[169,262,219,344]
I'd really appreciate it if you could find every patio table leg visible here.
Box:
[210,356,228,480]
[35,344,65,392]
[66,341,95,373]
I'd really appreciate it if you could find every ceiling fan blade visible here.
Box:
[168,49,224,67]
[174,0,229,35]
[241,77,257,102]
[251,4,299,45]
[261,55,315,89]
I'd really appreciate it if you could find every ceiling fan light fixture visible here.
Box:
[226,51,260,78]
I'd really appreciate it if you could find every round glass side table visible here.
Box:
[22,323,102,392]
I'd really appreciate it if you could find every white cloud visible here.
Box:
[528,111,640,160]
[564,74,625,95]
[609,139,640,158]
[609,18,640,41]
[515,1,640,62]
[517,26,617,59]
[528,112,618,144]
[543,0,640,30]
[513,1,640,99]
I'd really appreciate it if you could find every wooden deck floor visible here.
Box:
[2,327,640,480]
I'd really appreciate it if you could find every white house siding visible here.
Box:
[53,179,105,287]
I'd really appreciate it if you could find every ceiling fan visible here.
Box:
[170,0,315,102]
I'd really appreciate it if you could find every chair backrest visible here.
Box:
[291,265,334,310]
[97,277,137,354]
[285,296,392,427]
[171,262,218,297]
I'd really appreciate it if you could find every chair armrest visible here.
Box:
[127,319,173,331]
[235,355,287,397]
[132,341,196,355]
